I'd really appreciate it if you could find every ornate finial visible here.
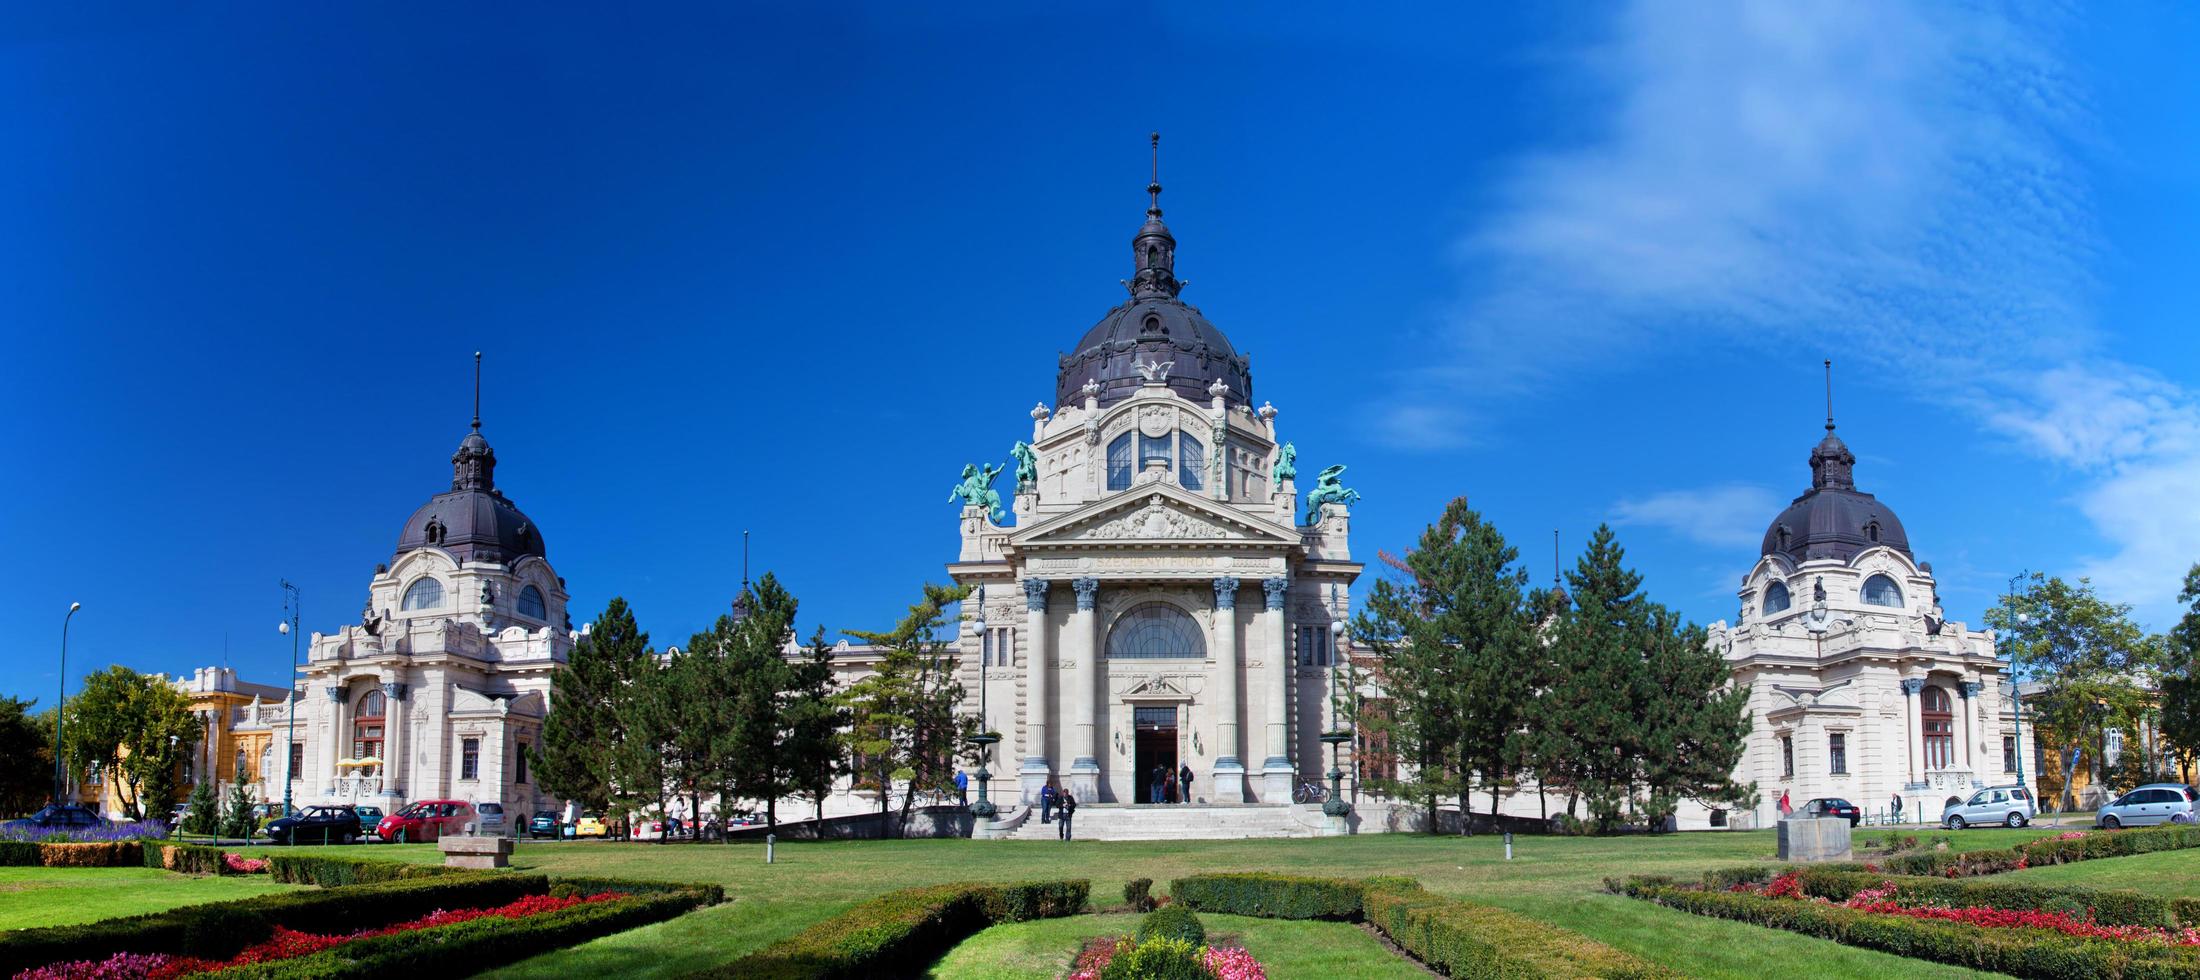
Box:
[1148,131,1162,217]
[472,351,483,433]
[1823,358,1834,433]
[1208,378,1229,399]
[1031,402,1051,421]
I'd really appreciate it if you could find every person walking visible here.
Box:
[1891,792,1904,825]
[954,770,969,806]
[1178,763,1195,805]
[1057,789,1077,840]
[1040,781,1056,824]
[1778,789,1793,817]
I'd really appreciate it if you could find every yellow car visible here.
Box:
[573,814,608,838]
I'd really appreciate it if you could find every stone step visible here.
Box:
[1003,804,1334,841]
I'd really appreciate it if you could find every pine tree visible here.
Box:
[220,778,256,840]
[1636,605,1755,827]
[182,778,219,836]
[534,598,651,818]
[612,652,675,841]
[840,583,975,838]
[783,627,846,825]
[0,696,49,816]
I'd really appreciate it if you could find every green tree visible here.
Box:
[1988,574,2153,810]
[2160,565,2200,783]
[61,666,199,819]
[0,697,52,816]
[181,778,219,836]
[220,778,257,840]
[533,598,651,818]
[611,651,675,841]
[1635,604,1756,827]
[783,627,847,825]
[839,583,976,838]
[683,574,807,833]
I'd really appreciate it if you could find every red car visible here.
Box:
[375,800,476,842]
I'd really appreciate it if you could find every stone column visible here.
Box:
[382,682,408,801]
[1901,678,1923,786]
[1019,579,1052,805]
[1211,577,1245,802]
[322,685,345,797]
[1068,577,1101,801]
[1960,681,1981,777]
[1260,577,1293,802]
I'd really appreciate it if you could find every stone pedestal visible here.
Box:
[439,835,514,870]
[1776,816,1853,863]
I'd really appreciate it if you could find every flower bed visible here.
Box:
[1617,872,2200,978]
[0,822,169,845]
[1067,936,1268,980]
[18,893,628,980]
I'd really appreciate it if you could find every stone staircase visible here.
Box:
[1000,803,1336,841]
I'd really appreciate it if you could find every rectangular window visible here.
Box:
[236,750,248,780]
[288,743,305,780]
[1828,733,1848,775]
[1781,736,1795,779]
[461,737,480,781]
[985,627,1014,667]
[515,742,529,784]
[2003,736,2018,773]
[1297,625,1334,667]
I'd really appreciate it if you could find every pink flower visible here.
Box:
[1203,946,1268,980]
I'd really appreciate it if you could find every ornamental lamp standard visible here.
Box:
[966,588,999,820]
[1321,617,1353,819]
[54,602,80,806]
[278,580,302,815]
[2002,572,2032,801]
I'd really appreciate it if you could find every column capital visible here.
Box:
[1212,576,1241,610]
[1072,577,1100,611]
[1262,577,1289,611]
[1022,578,1051,612]
[1901,678,1924,696]
[324,685,344,702]
[381,681,410,702]
[1960,680,1982,699]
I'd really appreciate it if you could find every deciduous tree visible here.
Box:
[1988,574,2153,811]
[0,697,51,816]
[61,666,199,819]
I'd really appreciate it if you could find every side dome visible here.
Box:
[1761,430,1911,563]
[394,427,547,565]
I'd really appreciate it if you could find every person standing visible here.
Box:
[1778,789,1793,817]
[1891,792,1904,825]
[1179,763,1195,805]
[1163,770,1177,804]
[1149,766,1163,805]
[1057,789,1077,840]
[1040,781,1057,824]
[955,770,969,806]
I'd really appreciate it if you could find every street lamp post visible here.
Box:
[1321,617,1353,820]
[54,602,81,805]
[966,589,998,820]
[279,581,301,815]
[2003,572,2031,801]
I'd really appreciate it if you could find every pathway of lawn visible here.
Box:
[0,866,298,930]
[379,829,2050,979]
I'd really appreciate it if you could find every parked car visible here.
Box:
[2095,784,2197,829]
[352,805,385,833]
[527,810,561,839]
[572,813,608,838]
[2,805,107,835]
[1942,785,2036,829]
[475,802,507,834]
[264,805,365,845]
[374,800,476,842]
[250,802,300,831]
[1799,797,1861,826]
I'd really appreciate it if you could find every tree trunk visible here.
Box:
[766,795,777,831]
[2059,743,2084,813]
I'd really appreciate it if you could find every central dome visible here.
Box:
[1761,429,1911,563]
[393,427,547,566]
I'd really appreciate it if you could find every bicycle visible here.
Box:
[1292,778,1327,804]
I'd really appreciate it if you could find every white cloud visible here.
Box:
[1611,484,1783,549]
[1382,0,2200,621]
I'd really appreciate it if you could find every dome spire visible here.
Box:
[472,350,483,434]
[1823,358,1835,433]
[1808,358,1854,490]
[1128,131,1181,300]
[452,352,496,492]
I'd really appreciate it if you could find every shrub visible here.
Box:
[1097,936,1208,980]
[267,853,459,887]
[549,876,724,904]
[708,879,1089,979]
[221,780,258,840]
[1364,880,1675,979]
[2019,824,2200,866]
[0,873,547,977]
[183,779,220,836]
[146,842,235,875]
[1134,905,1205,946]
[1124,877,1156,912]
[31,842,142,868]
[1168,873,1364,920]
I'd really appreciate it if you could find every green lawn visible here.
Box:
[929,911,1430,980]
[0,866,299,930]
[1999,844,2200,896]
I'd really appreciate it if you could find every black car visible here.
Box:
[1801,797,1862,826]
[264,805,364,845]
[528,810,560,838]
[1,804,107,836]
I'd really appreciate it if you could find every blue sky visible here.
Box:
[5,3,2199,704]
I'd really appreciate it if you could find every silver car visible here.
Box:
[2094,784,2195,829]
[1941,785,2037,829]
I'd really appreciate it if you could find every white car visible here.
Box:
[2094,784,2196,829]
[1941,785,2036,829]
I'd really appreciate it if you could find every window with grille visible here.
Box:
[1829,733,1848,774]
[1781,736,1795,778]
[1106,603,1204,660]
[983,627,1015,667]
[461,737,480,781]
[1921,687,1954,769]
[1297,624,1334,667]
[1107,434,1134,491]
[2003,736,2017,773]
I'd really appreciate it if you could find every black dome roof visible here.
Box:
[1761,429,1910,563]
[1054,161,1252,411]
[393,427,546,566]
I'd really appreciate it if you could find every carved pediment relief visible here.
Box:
[1013,483,1302,549]
[1122,675,1187,698]
[1081,499,1227,540]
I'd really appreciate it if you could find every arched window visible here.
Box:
[517,584,547,620]
[1178,435,1205,491]
[352,691,386,767]
[1106,434,1134,491]
[401,577,445,611]
[1106,603,1205,660]
[1921,686,1954,770]
[1762,581,1791,615]
[1862,574,1903,607]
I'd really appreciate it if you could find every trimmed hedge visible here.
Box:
[1617,877,2200,979]
[1167,873,1365,920]
[266,852,460,887]
[1134,905,1206,945]
[145,842,235,875]
[212,887,716,979]
[0,840,144,868]
[0,873,545,977]
[2022,824,2200,866]
[1123,877,1156,912]
[702,879,1090,979]
[1363,879,1676,979]
[549,875,725,904]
